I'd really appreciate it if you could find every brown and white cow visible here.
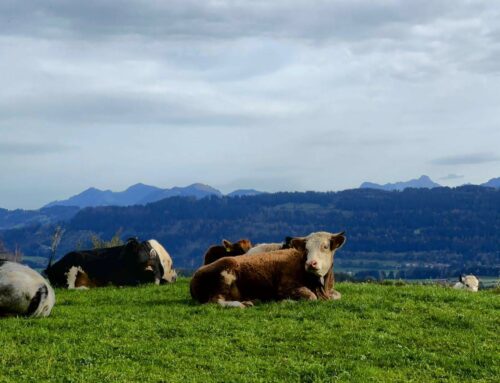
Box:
[203,239,252,265]
[190,231,346,308]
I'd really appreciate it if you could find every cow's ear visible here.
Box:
[288,238,306,251]
[284,236,294,248]
[330,232,346,250]
[126,238,140,250]
[222,239,232,251]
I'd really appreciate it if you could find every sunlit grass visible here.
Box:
[1,279,498,382]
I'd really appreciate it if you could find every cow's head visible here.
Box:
[122,238,164,285]
[222,239,253,255]
[288,231,346,277]
[458,274,479,292]
[147,239,177,284]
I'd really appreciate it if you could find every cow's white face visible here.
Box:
[290,231,346,277]
[147,239,177,283]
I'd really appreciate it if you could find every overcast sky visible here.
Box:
[1,0,499,209]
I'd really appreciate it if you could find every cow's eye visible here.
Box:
[323,244,329,250]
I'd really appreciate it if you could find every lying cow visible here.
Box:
[203,239,252,265]
[453,274,479,292]
[191,231,346,308]
[0,260,55,318]
[45,238,177,289]
[246,241,289,255]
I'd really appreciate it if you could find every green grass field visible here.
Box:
[1,279,499,383]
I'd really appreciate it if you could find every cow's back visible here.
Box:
[203,246,226,265]
[191,257,240,303]
[191,249,305,303]
[46,246,125,287]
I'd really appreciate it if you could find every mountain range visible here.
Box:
[360,175,441,191]
[360,175,500,191]
[44,183,264,209]
[43,176,500,208]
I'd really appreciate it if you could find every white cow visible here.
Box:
[0,260,55,318]
[246,242,285,255]
[453,274,479,292]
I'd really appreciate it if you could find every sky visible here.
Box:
[1,0,499,209]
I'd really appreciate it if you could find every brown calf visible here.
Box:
[203,239,253,265]
[191,231,346,308]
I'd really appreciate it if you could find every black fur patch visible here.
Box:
[26,284,48,316]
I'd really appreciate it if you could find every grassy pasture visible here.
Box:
[0,279,498,382]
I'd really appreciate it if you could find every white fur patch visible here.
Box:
[65,266,85,289]
[246,243,283,255]
[147,239,177,282]
[221,270,237,285]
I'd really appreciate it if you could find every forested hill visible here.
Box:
[1,186,499,277]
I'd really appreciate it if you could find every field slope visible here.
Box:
[1,280,498,382]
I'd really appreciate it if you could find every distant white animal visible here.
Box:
[453,274,479,292]
[246,242,285,256]
[0,260,55,318]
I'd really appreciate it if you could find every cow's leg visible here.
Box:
[288,287,318,301]
[210,269,254,308]
[209,295,253,309]
[218,300,246,308]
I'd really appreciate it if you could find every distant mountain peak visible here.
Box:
[360,175,441,191]
[44,182,224,208]
[481,177,500,189]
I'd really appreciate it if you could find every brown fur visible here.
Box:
[203,239,252,265]
[73,269,96,288]
[191,248,339,305]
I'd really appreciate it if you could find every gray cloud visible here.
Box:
[0,142,76,156]
[431,153,500,166]
[439,173,464,180]
[0,1,499,209]
[0,1,460,42]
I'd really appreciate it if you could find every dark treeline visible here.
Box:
[1,186,499,277]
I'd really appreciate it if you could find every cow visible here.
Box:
[246,242,288,255]
[190,231,346,308]
[0,260,55,318]
[453,274,479,292]
[203,239,253,265]
[45,238,177,289]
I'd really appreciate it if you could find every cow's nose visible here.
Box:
[306,260,319,269]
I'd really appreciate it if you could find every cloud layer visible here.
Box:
[1,1,499,208]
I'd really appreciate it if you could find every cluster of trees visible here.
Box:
[0,240,22,262]
[0,186,499,277]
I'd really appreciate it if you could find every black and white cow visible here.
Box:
[0,260,55,318]
[45,238,177,289]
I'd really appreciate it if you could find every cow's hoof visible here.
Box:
[218,300,247,308]
[241,301,254,307]
[331,290,342,300]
